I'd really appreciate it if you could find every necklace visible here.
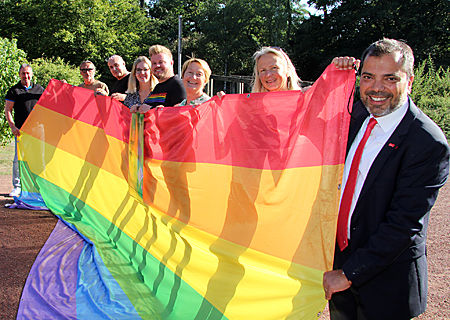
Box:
[139,89,150,103]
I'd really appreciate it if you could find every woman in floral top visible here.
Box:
[123,56,158,109]
[177,58,211,107]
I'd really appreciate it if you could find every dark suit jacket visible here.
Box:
[333,98,450,319]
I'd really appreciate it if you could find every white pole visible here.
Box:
[178,15,182,76]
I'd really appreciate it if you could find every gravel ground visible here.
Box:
[0,175,57,319]
[0,175,448,319]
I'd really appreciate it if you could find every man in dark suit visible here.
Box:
[323,38,449,319]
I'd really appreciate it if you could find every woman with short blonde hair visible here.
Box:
[177,57,212,107]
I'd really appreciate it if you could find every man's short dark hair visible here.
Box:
[360,38,414,78]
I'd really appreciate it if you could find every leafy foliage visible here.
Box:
[0,0,151,85]
[0,38,27,145]
[292,0,450,81]
[148,0,307,77]
[0,0,308,80]
[411,58,450,139]
[31,57,83,88]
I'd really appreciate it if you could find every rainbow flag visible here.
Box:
[17,64,355,319]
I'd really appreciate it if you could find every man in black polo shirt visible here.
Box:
[131,45,186,114]
[4,63,44,197]
[108,55,130,103]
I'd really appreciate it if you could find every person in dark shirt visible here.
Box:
[108,55,130,102]
[130,44,185,114]
[323,38,450,320]
[4,64,44,197]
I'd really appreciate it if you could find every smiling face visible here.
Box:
[150,53,174,82]
[359,53,414,117]
[108,56,127,80]
[19,66,33,87]
[135,61,151,84]
[182,62,206,98]
[257,53,289,92]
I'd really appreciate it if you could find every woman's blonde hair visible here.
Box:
[127,56,157,94]
[181,58,212,83]
[251,46,301,93]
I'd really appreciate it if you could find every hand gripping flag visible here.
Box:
[17,64,355,319]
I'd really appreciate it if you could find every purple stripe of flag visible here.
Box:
[17,219,83,319]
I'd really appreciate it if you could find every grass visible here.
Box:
[0,140,14,176]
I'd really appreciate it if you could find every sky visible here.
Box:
[300,0,322,16]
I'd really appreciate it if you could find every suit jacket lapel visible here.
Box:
[356,98,417,205]
[347,101,369,156]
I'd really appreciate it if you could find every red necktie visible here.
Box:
[337,117,377,251]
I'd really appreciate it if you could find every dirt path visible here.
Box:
[0,175,448,319]
[0,175,58,319]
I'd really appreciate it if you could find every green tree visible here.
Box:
[410,57,450,139]
[292,0,450,81]
[147,0,205,73]
[0,38,27,145]
[0,0,151,85]
[31,57,83,88]
[147,0,307,79]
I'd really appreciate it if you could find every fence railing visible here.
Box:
[206,74,313,96]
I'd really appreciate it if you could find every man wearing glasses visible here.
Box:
[78,60,109,96]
